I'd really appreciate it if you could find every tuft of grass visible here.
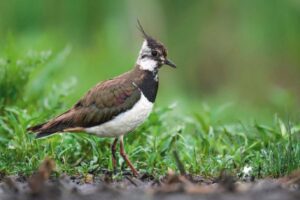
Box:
[126,105,300,177]
[0,46,299,178]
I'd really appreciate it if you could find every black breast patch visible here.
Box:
[137,71,159,103]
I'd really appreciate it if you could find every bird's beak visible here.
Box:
[164,59,176,68]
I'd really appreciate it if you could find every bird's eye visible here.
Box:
[151,50,158,57]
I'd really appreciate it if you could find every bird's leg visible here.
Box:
[119,136,139,177]
[111,138,119,174]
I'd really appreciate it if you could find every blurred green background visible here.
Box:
[1,0,300,122]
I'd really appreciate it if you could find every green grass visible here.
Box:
[0,47,299,179]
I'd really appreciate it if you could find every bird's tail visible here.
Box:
[27,123,46,132]
[27,109,76,138]
[27,122,56,138]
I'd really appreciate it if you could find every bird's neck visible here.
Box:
[133,64,159,81]
[131,66,159,103]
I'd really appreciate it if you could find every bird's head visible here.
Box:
[136,21,176,72]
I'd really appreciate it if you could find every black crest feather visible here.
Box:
[137,19,149,39]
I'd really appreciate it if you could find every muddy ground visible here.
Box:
[0,159,299,200]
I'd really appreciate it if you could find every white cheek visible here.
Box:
[138,58,157,71]
[136,40,158,71]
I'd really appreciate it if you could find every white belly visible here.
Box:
[85,93,153,137]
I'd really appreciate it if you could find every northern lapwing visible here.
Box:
[27,21,176,176]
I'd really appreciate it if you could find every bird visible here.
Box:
[27,21,176,177]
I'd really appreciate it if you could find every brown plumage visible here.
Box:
[28,67,150,138]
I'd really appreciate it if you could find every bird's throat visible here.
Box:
[133,68,159,103]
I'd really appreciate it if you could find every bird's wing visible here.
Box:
[29,79,141,136]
